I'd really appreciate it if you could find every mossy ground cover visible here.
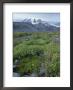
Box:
[13,31,60,77]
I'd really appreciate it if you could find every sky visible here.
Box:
[13,13,60,22]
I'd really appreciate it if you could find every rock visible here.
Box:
[23,75,30,77]
[15,59,18,63]
[39,63,46,77]
[54,37,60,43]
[14,59,20,65]
[25,38,29,41]
[13,72,20,77]
[39,69,45,77]
[30,73,37,77]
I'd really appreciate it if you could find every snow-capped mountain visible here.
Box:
[13,18,60,32]
[23,19,43,24]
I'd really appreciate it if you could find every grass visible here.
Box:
[13,31,60,77]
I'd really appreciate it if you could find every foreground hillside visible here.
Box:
[13,31,60,77]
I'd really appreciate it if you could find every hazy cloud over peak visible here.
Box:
[13,13,60,23]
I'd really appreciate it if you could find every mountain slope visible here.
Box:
[13,19,60,32]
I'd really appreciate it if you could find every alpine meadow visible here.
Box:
[13,13,60,77]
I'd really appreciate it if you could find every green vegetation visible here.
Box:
[13,32,60,77]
